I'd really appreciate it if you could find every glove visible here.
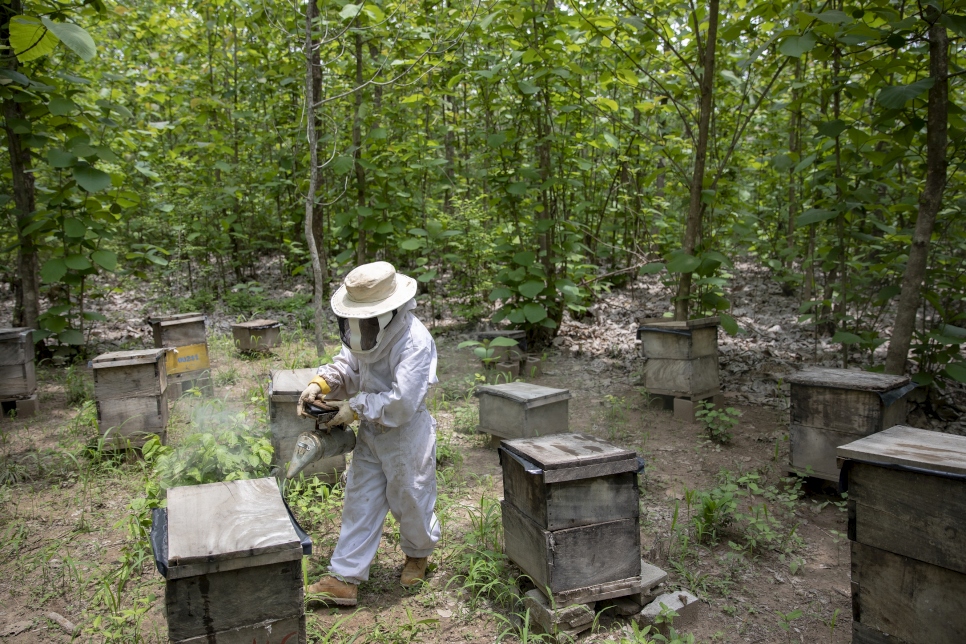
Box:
[297,377,331,418]
[325,400,358,428]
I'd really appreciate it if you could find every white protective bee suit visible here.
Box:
[316,297,441,583]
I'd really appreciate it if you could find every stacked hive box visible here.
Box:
[269,369,346,483]
[163,478,307,644]
[149,313,212,397]
[500,433,644,610]
[787,368,912,481]
[476,382,570,448]
[232,319,282,353]
[838,426,966,643]
[92,349,168,448]
[0,328,38,418]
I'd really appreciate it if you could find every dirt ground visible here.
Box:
[0,320,861,644]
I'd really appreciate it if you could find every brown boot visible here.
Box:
[400,556,428,587]
[306,575,358,607]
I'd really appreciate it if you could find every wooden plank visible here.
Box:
[502,433,635,471]
[173,615,305,644]
[94,361,165,399]
[165,559,303,641]
[271,369,318,398]
[837,425,966,477]
[789,424,859,481]
[0,361,35,397]
[501,500,551,590]
[0,328,32,366]
[92,348,167,365]
[786,367,909,391]
[643,355,719,399]
[166,547,303,580]
[553,574,645,606]
[851,541,966,643]
[548,517,641,594]
[232,325,281,352]
[167,478,301,567]
[476,383,572,407]
[849,462,966,575]
[639,330,692,361]
[500,448,549,528]
[638,317,719,330]
[233,319,281,329]
[852,622,908,644]
[156,318,207,346]
[791,383,885,434]
[542,458,638,484]
[97,393,168,434]
[545,472,639,530]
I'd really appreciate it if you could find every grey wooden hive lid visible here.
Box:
[270,368,319,398]
[786,367,910,391]
[92,348,166,369]
[476,382,571,407]
[503,432,636,471]
[0,327,32,341]
[837,425,966,477]
[233,319,281,330]
[638,316,719,330]
[166,478,301,569]
[148,312,204,324]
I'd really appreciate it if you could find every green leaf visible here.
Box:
[340,4,362,19]
[796,209,837,226]
[666,252,701,274]
[9,16,59,63]
[489,287,513,301]
[518,80,539,95]
[518,280,545,299]
[92,250,118,270]
[83,311,108,321]
[73,164,112,192]
[41,18,96,61]
[523,302,547,323]
[507,182,528,195]
[719,313,739,336]
[877,78,936,109]
[57,329,85,345]
[400,238,423,251]
[64,217,87,238]
[417,269,437,282]
[40,258,67,283]
[47,149,76,168]
[779,33,816,57]
[489,337,519,347]
[513,251,536,266]
[330,156,354,174]
[944,362,966,383]
[817,120,847,138]
[65,254,92,270]
[457,340,481,349]
[48,97,77,116]
[639,262,665,274]
[831,331,862,345]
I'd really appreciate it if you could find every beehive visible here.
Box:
[149,313,211,397]
[838,426,966,643]
[0,328,37,418]
[232,319,282,353]
[500,433,643,605]
[787,368,912,481]
[162,478,307,644]
[269,369,346,483]
[476,383,570,445]
[92,349,168,448]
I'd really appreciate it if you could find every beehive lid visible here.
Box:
[0,328,32,341]
[271,368,318,399]
[786,367,910,392]
[167,478,301,570]
[233,319,281,330]
[154,315,206,328]
[148,312,204,324]
[638,316,719,332]
[92,348,166,369]
[477,382,571,408]
[837,425,966,477]
[503,432,637,471]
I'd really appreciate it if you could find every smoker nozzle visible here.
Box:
[285,427,357,479]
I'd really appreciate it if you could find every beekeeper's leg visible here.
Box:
[328,428,390,583]
[383,411,440,559]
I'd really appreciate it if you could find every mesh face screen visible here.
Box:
[337,309,396,352]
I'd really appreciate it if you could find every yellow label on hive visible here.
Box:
[166,343,210,375]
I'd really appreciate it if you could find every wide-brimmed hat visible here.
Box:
[330,261,417,319]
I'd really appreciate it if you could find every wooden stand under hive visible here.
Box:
[499,433,645,609]
[269,369,346,483]
[476,382,571,448]
[0,328,38,419]
[232,319,282,353]
[92,349,168,448]
[786,367,913,481]
[636,317,722,422]
[160,478,308,644]
[149,313,212,397]
[838,426,966,643]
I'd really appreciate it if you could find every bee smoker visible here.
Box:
[285,401,357,479]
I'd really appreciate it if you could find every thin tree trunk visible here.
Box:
[786,58,801,270]
[304,0,328,355]
[885,14,948,374]
[674,0,719,321]
[353,33,367,265]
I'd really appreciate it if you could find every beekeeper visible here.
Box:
[297,261,440,606]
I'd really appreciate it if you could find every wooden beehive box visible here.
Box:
[787,367,912,481]
[637,317,720,402]
[149,313,212,397]
[477,382,570,443]
[232,319,282,353]
[164,478,306,644]
[838,426,966,643]
[0,328,38,417]
[500,433,642,605]
[269,369,345,482]
[92,349,168,448]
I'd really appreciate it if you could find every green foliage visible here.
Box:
[695,402,740,444]
[65,362,93,406]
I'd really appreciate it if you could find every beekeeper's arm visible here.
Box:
[298,348,361,416]
[348,333,432,428]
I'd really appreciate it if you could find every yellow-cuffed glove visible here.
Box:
[325,400,359,428]
[297,376,331,418]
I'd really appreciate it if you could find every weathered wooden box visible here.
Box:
[149,313,212,397]
[477,383,570,444]
[838,426,966,644]
[0,327,36,402]
[269,369,345,482]
[637,317,720,402]
[787,368,912,481]
[92,349,168,447]
[500,433,642,604]
[232,319,282,353]
[164,478,307,644]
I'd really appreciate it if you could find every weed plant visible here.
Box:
[65,362,94,405]
[695,401,740,444]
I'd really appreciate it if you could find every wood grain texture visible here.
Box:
[167,478,300,567]
[851,541,966,643]
[852,621,908,644]
[232,324,281,352]
[503,433,636,470]
[553,574,646,606]
[166,547,304,581]
[638,317,719,329]
[638,326,717,361]
[786,367,909,391]
[165,560,303,641]
[849,462,966,575]
[92,348,167,365]
[270,369,318,399]
[94,361,166,399]
[97,393,168,437]
[789,424,860,481]
[837,425,966,476]
[643,355,719,399]
[791,384,895,434]
[154,317,207,347]
[0,361,35,397]
[172,615,305,644]
[476,383,571,407]
[0,328,32,366]
[479,394,569,440]
[502,499,551,590]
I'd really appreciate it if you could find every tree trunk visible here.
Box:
[785,58,801,271]
[673,0,719,321]
[885,14,947,374]
[304,0,328,355]
[353,33,368,266]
